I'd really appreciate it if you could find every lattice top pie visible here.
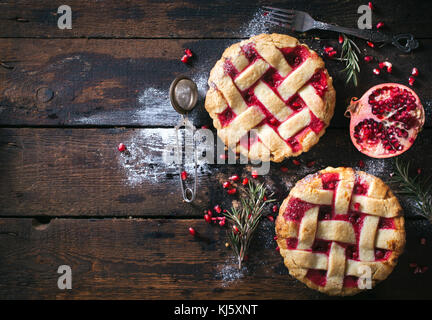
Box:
[275,167,405,296]
[205,33,336,162]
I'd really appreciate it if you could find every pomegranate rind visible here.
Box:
[346,83,424,159]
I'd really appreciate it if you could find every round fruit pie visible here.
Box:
[275,167,405,296]
[205,33,336,162]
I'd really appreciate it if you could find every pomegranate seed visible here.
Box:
[272,205,278,213]
[227,188,237,195]
[214,205,221,214]
[275,246,280,252]
[207,209,212,217]
[263,196,267,201]
[181,170,188,180]
[328,50,337,58]
[324,46,334,53]
[232,225,239,234]
[373,68,380,75]
[376,22,384,29]
[229,174,239,181]
[242,178,249,185]
[267,215,274,222]
[292,159,300,166]
[273,236,278,240]
[364,55,373,62]
[417,168,422,175]
[223,209,227,213]
[307,161,315,167]
[357,160,365,168]
[118,143,126,152]
[368,2,373,10]
[408,76,415,86]
[188,227,196,236]
[409,263,418,268]
[204,214,211,223]
[411,67,419,77]
[420,237,426,245]
[251,171,258,178]
[219,218,226,226]
[354,203,360,211]
[222,181,231,189]
[338,34,344,44]
[185,48,193,57]
[367,41,375,48]
[280,166,288,172]
[181,55,189,63]
[379,61,392,73]
[201,125,209,129]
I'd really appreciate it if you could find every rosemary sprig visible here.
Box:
[337,35,361,87]
[391,158,432,221]
[223,181,275,269]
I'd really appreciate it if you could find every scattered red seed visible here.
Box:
[201,125,209,129]
[307,161,316,167]
[354,203,361,211]
[275,246,280,252]
[214,205,221,214]
[233,225,239,234]
[292,159,300,166]
[185,48,193,57]
[327,50,337,58]
[379,61,392,73]
[324,46,334,53]
[411,67,419,77]
[367,41,375,48]
[242,178,249,185]
[207,209,213,217]
[204,214,211,223]
[227,188,237,195]
[376,22,384,29]
[118,143,126,152]
[267,215,274,222]
[408,76,415,86]
[373,68,380,75]
[272,205,278,213]
[251,171,259,178]
[364,55,373,62]
[219,217,226,226]
[223,209,227,213]
[222,181,231,189]
[338,34,344,44]
[280,166,288,173]
[188,227,196,236]
[358,160,365,168]
[420,237,427,245]
[273,236,278,240]
[417,168,422,175]
[181,55,189,63]
[229,174,239,181]
[368,2,373,10]
[263,196,267,201]
[409,263,418,268]
[181,171,188,181]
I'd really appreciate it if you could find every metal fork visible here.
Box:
[263,6,418,53]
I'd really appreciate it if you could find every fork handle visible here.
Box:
[314,21,419,53]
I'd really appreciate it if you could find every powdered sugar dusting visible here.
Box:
[216,257,247,286]
[238,9,273,37]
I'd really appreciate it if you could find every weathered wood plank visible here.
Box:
[0,0,431,39]
[0,128,431,217]
[1,38,431,127]
[0,218,430,299]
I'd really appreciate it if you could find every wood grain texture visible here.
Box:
[0,127,431,218]
[0,218,430,299]
[1,38,431,127]
[0,0,431,39]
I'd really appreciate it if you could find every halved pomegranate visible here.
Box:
[345,83,424,158]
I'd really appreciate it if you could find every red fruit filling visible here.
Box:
[280,45,310,69]
[283,198,315,221]
[218,106,236,127]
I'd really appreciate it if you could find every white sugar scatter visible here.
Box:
[363,158,392,178]
[238,9,272,37]
[216,257,247,286]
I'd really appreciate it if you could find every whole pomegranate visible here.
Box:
[345,83,424,158]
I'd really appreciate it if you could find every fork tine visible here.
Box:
[264,10,293,20]
[267,20,291,28]
[267,15,293,25]
[262,6,294,15]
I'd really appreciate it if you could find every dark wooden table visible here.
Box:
[0,0,431,299]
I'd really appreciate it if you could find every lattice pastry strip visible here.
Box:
[276,167,405,296]
[205,33,336,162]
